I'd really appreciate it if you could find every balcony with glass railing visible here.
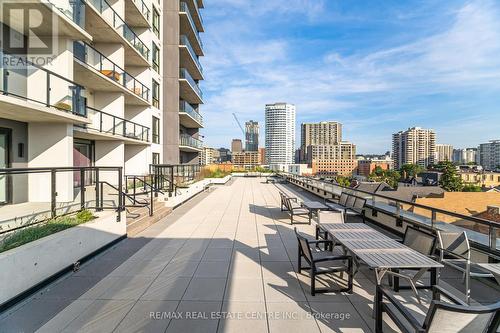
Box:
[47,0,86,28]
[179,133,203,151]
[179,100,203,128]
[76,106,150,143]
[180,35,203,79]
[124,0,150,27]
[85,0,150,63]
[0,50,87,123]
[180,2,203,55]
[74,41,150,104]
[183,0,203,32]
[179,68,203,104]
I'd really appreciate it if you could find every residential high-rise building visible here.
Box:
[200,147,219,166]
[453,148,478,165]
[245,120,259,151]
[300,121,342,162]
[265,103,296,165]
[231,139,243,153]
[308,142,357,176]
[392,127,436,169]
[164,0,205,164]
[479,140,500,171]
[357,156,393,177]
[435,144,453,162]
[259,148,267,165]
[232,151,260,166]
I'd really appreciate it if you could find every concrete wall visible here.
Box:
[0,211,126,305]
[125,145,150,175]
[28,123,74,202]
[162,0,180,164]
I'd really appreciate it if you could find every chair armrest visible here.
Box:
[432,285,467,306]
[308,240,333,245]
[290,197,298,202]
[313,255,351,263]
[378,286,424,330]
[439,248,468,261]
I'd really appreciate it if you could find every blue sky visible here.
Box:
[199,0,500,153]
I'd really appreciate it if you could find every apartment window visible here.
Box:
[152,79,160,108]
[152,43,160,73]
[152,152,160,165]
[152,116,160,144]
[153,9,160,38]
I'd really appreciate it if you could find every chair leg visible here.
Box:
[347,258,353,293]
[297,247,302,273]
[375,286,383,333]
[311,270,316,296]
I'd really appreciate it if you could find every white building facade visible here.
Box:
[265,103,296,166]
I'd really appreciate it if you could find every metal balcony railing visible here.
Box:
[179,68,203,99]
[179,100,203,125]
[47,0,86,27]
[131,0,150,21]
[180,2,203,50]
[74,41,150,101]
[180,35,203,74]
[0,50,86,117]
[78,106,150,142]
[280,172,500,254]
[86,0,150,60]
[179,133,203,149]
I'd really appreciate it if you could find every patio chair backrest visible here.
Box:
[294,228,313,264]
[425,300,500,333]
[339,193,349,206]
[318,210,344,224]
[283,196,293,211]
[403,226,436,256]
[353,197,366,210]
[345,195,356,208]
[437,231,470,260]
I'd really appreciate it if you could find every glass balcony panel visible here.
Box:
[180,2,203,49]
[179,100,203,125]
[180,68,202,99]
[180,35,203,74]
[47,0,86,27]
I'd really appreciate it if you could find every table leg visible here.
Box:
[393,268,400,292]
[431,267,438,299]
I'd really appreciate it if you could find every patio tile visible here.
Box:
[309,302,372,332]
[36,300,94,333]
[161,260,201,278]
[33,276,103,300]
[218,301,268,333]
[61,299,135,333]
[109,259,169,277]
[97,276,155,300]
[266,302,320,333]
[263,277,307,302]
[113,300,179,333]
[182,278,227,301]
[228,258,263,278]
[202,248,233,261]
[194,261,231,278]
[261,261,296,280]
[141,275,192,301]
[224,278,265,302]
[166,301,221,333]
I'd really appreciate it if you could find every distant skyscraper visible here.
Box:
[265,103,296,165]
[245,120,259,151]
[479,140,500,171]
[453,148,478,165]
[392,127,436,169]
[231,139,243,153]
[435,144,453,162]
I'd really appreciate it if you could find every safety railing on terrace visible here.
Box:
[0,51,86,117]
[74,41,150,101]
[86,0,150,60]
[180,35,203,74]
[179,100,203,125]
[0,167,124,236]
[180,68,203,99]
[131,0,150,21]
[280,172,500,255]
[150,164,201,196]
[77,106,150,142]
[179,133,203,149]
[180,2,203,49]
[47,0,86,28]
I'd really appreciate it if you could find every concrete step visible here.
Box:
[126,200,172,237]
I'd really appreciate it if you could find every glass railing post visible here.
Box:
[50,169,56,218]
[46,72,51,107]
[80,169,86,210]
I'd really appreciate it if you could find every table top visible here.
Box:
[477,263,500,275]
[321,223,443,270]
[301,201,329,210]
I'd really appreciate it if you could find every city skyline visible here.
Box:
[200,0,500,153]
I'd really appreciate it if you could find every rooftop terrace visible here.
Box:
[0,177,499,332]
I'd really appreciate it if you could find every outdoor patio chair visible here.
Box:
[295,228,353,295]
[279,191,297,211]
[437,231,494,304]
[388,226,438,297]
[283,196,311,224]
[325,192,350,210]
[315,210,344,247]
[375,284,500,333]
[330,196,367,223]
